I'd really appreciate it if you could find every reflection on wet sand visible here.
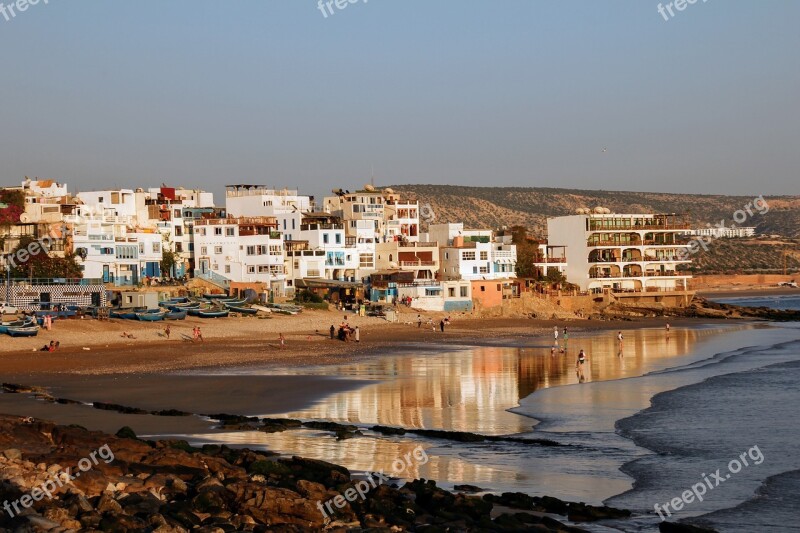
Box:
[269,326,735,434]
[182,325,755,498]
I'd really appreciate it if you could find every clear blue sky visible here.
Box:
[1,0,797,199]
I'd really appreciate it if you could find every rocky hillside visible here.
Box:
[680,238,800,275]
[388,185,800,238]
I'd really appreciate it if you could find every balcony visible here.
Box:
[300,223,343,231]
[399,261,437,267]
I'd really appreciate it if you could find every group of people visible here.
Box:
[39,340,60,352]
[331,323,360,342]
[417,315,451,332]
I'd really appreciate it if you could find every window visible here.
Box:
[200,246,207,255]
[480,266,489,274]
[448,288,455,297]
[283,220,287,230]
[270,245,282,255]
[480,286,486,292]
[497,284,501,291]
[175,243,183,253]
[323,233,329,244]
[292,219,296,230]
[224,265,230,274]
[445,252,449,260]
[463,251,476,261]
[473,266,478,274]
[359,254,374,268]
[138,243,145,254]
[214,227,222,236]
[460,286,468,297]
[258,266,270,273]
[335,233,342,244]
[246,246,256,256]
[175,227,183,237]
[153,242,161,253]
[116,245,137,260]
[257,245,268,255]
[226,227,235,236]
[480,251,488,261]
[247,266,255,274]
[214,246,223,254]
[188,243,194,252]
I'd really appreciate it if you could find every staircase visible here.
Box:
[193,269,231,292]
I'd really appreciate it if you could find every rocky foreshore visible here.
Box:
[0,415,638,532]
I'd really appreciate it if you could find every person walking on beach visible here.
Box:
[617,331,624,349]
[164,325,171,340]
[553,326,559,345]
[417,315,422,328]
[354,326,360,343]
[666,323,671,334]
[278,333,286,349]
[576,349,587,381]
[330,325,335,340]
[440,319,445,333]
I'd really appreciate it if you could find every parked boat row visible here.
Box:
[0,317,39,337]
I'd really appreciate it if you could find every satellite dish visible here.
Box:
[364,184,375,192]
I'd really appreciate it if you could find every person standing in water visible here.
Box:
[553,326,559,345]
[576,349,587,381]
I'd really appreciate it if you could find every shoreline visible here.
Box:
[0,316,738,439]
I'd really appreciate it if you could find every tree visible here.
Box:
[8,236,82,279]
[510,225,540,279]
[160,249,177,278]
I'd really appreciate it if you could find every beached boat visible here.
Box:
[266,303,303,315]
[110,310,140,320]
[0,319,27,334]
[168,302,200,310]
[226,305,258,315]
[136,311,166,321]
[164,309,187,320]
[7,325,39,337]
[197,309,229,318]
[203,293,229,299]
[218,298,247,306]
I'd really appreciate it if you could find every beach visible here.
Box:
[2,310,798,532]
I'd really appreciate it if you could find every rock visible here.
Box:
[454,484,485,493]
[370,425,407,436]
[3,448,22,460]
[115,426,138,440]
[260,418,303,433]
[26,514,62,530]
[95,493,123,515]
[660,522,718,533]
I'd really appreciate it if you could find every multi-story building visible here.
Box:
[193,216,286,295]
[324,187,420,243]
[283,213,359,287]
[430,224,517,281]
[547,212,692,294]
[375,240,440,282]
[225,185,312,242]
[687,226,757,239]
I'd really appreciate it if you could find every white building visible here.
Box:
[225,185,312,242]
[193,216,286,294]
[324,188,420,243]
[547,212,692,293]
[687,226,757,239]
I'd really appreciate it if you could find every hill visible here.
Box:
[387,185,800,238]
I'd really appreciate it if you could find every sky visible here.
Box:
[1,0,798,201]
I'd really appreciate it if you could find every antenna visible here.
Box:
[371,164,375,188]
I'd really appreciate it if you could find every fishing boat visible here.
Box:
[197,309,229,318]
[226,305,258,315]
[203,293,229,299]
[110,309,140,320]
[168,302,200,310]
[221,299,248,307]
[0,319,26,334]
[164,309,187,320]
[266,303,303,315]
[136,311,166,321]
[7,325,39,337]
